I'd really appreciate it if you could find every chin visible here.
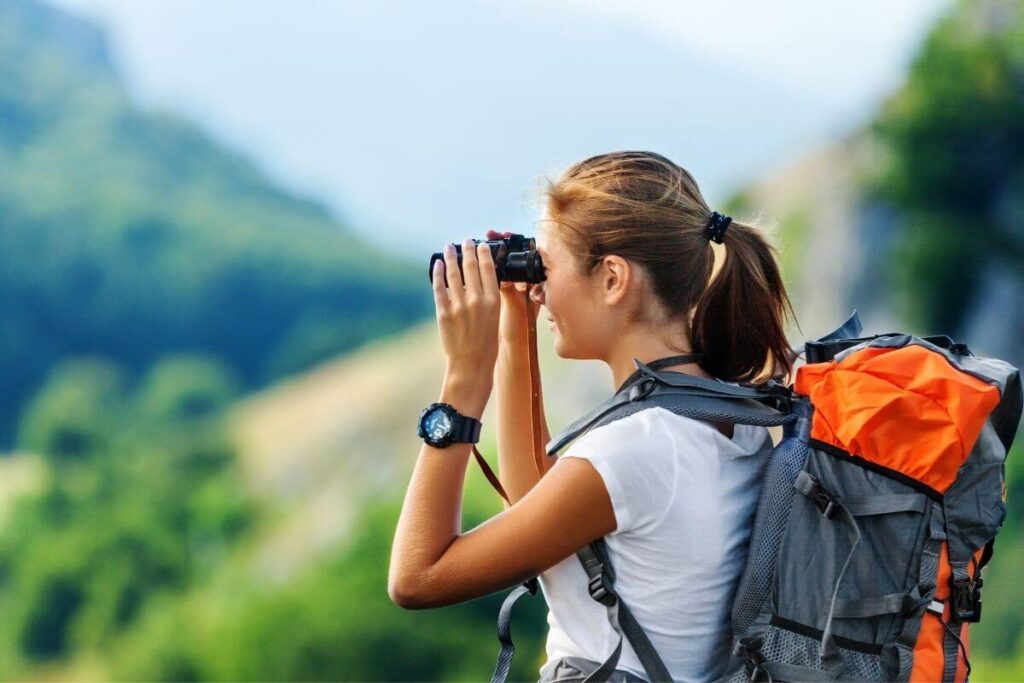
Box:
[552,333,568,358]
[553,334,580,360]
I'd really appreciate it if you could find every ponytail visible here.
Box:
[690,218,797,384]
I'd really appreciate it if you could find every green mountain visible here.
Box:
[0,0,432,445]
[0,0,1021,680]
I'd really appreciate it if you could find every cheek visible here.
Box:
[547,275,586,328]
[545,274,569,316]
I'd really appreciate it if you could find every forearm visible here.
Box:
[493,339,555,509]
[389,375,485,602]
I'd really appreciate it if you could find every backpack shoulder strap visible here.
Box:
[576,540,673,682]
[546,357,795,457]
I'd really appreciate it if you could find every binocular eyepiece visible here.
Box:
[429,233,546,287]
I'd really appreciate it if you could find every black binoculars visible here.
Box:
[429,234,546,287]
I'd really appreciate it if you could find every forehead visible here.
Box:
[535,222,564,257]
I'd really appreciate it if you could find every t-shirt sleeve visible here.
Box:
[558,411,676,535]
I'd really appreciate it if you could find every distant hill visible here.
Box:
[228,316,610,580]
[0,0,432,445]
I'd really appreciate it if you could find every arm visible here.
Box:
[491,230,555,509]
[389,386,615,610]
[494,309,555,509]
[390,235,611,609]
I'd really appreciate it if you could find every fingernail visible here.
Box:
[445,243,455,254]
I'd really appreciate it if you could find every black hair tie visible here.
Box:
[705,211,732,244]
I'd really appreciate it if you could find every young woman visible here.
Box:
[389,151,797,682]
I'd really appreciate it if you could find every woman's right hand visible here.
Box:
[485,229,543,345]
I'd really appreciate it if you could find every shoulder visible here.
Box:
[570,406,772,460]
[573,406,725,446]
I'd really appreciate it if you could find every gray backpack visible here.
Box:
[723,316,1020,683]
[486,312,1021,683]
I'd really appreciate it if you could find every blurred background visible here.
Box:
[0,0,1022,679]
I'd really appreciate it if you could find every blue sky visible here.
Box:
[54,0,949,259]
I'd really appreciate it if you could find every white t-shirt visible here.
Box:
[537,406,772,683]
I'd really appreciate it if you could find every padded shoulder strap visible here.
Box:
[546,359,794,457]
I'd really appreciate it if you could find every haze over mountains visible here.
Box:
[0,0,431,444]
[52,0,907,257]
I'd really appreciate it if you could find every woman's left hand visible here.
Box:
[432,238,501,394]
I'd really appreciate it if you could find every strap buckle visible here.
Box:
[734,637,770,682]
[811,487,839,519]
[950,577,983,623]
[751,378,794,411]
[795,472,839,519]
[628,376,657,402]
[587,573,617,607]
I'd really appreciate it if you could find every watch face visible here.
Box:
[423,408,453,442]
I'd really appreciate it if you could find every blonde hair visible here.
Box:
[542,151,797,383]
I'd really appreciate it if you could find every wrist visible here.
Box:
[499,323,527,346]
[440,372,491,419]
[497,344,530,371]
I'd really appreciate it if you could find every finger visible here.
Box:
[461,237,481,300]
[431,258,450,315]
[443,242,464,305]
[477,240,499,299]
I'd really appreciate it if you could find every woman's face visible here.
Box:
[530,225,607,360]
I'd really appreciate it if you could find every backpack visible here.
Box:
[479,311,1022,683]
[724,314,1021,683]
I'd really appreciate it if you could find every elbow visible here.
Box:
[388,570,433,611]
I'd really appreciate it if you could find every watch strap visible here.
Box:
[453,411,482,444]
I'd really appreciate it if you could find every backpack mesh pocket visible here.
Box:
[758,621,886,680]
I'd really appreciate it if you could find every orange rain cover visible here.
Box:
[795,344,1000,493]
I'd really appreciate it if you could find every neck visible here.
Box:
[604,327,713,390]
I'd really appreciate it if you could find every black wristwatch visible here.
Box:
[417,402,482,448]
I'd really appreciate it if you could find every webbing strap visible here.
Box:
[576,541,672,682]
[793,472,927,519]
[840,494,927,517]
[832,589,925,619]
[491,579,538,683]
[628,358,791,401]
[941,620,967,682]
[762,661,843,682]
[613,353,704,394]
